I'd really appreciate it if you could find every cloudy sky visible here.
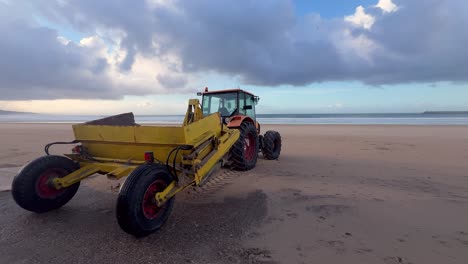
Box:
[0,0,467,114]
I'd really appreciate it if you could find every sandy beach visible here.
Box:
[1,123,468,264]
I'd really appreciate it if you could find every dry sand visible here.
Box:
[1,123,468,263]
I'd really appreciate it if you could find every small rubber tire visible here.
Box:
[116,164,175,237]
[262,130,282,160]
[12,155,80,213]
[230,121,259,171]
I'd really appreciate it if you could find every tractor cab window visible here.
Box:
[239,92,256,120]
[202,92,238,117]
[245,94,256,120]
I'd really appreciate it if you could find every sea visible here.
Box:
[1,113,468,125]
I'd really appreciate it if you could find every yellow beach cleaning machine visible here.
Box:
[12,89,282,237]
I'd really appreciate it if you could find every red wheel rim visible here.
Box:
[142,180,167,220]
[244,133,256,161]
[35,168,68,199]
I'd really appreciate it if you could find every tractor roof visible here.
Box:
[202,88,256,97]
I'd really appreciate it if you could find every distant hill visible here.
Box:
[423,111,468,114]
[0,109,34,115]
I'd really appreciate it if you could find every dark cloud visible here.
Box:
[0,20,125,100]
[34,0,157,71]
[358,0,468,84]
[151,0,347,85]
[151,0,466,85]
[156,74,187,89]
[31,0,347,86]
[0,1,159,100]
[1,0,468,100]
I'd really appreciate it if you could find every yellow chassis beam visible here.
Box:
[53,162,137,189]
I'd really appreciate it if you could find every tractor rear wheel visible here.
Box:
[262,130,282,160]
[230,121,259,171]
[12,155,80,213]
[116,164,175,237]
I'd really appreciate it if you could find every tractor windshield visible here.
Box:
[202,92,238,117]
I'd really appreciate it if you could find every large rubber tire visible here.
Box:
[12,155,80,213]
[262,130,282,160]
[230,121,259,171]
[116,164,175,237]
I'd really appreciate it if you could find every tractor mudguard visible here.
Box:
[227,116,260,133]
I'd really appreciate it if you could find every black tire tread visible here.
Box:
[230,121,259,171]
[12,155,80,213]
[116,164,175,237]
[262,130,282,160]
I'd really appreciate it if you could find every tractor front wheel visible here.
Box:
[116,164,175,237]
[230,121,259,171]
[12,155,80,213]
[262,130,282,160]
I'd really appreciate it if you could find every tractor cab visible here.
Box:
[200,88,259,122]
[199,87,281,170]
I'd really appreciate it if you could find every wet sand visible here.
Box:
[1,123,468,263]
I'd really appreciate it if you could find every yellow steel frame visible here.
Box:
[53,99,240,206]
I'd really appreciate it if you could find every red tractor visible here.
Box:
[200,88,282,170]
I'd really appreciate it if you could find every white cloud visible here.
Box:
[79,36,104,49]
[333,28,378,63]
[376,0,398,13]
[345,6,375,30]
[146,0,177,10]
[56,36,70,45]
